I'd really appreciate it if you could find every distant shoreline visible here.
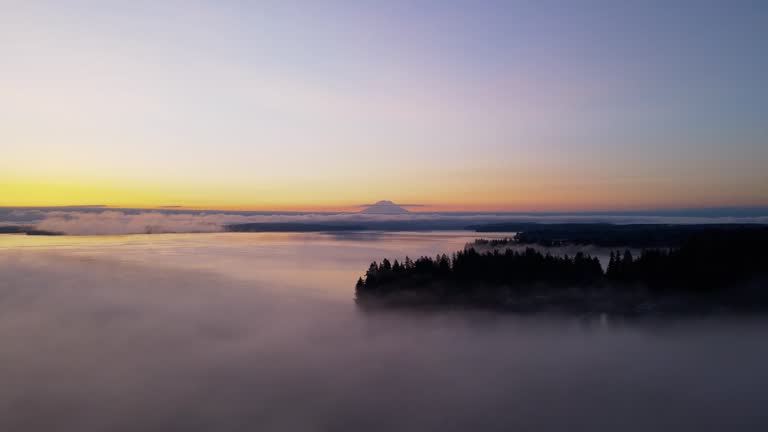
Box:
[4,222,768,242]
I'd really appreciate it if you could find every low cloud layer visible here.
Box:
[34,211,232,235]
[29,211,479,235]
[1,208,765,235]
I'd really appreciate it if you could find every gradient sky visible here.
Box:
[2,0,767,211]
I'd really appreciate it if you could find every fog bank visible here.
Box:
[2,234,768,431]
[8,208,768,235]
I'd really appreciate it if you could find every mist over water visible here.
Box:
[2,232,768,431]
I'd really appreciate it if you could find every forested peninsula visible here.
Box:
[355,228,768,314]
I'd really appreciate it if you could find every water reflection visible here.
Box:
[1,233,767,431]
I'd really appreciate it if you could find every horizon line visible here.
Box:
[3,204,768,215]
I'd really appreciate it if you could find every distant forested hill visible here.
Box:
[468,223,767,247]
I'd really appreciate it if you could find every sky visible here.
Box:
[2,0,767,211]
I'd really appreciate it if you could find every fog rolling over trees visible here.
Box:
[356,228,768,313]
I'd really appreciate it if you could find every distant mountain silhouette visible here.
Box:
[360,200,410,215]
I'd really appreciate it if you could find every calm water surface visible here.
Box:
[1,232,767,431]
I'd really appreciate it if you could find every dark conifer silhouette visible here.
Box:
[356,228,768,313]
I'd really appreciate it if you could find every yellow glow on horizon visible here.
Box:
[3,175,764,213]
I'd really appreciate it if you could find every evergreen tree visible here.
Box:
[623,250,634,264]
[608,251,616,277]
[392,259,402,272]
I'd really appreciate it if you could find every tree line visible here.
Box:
[356,228,768,311]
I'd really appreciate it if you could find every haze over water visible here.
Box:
[1,233,767,431]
